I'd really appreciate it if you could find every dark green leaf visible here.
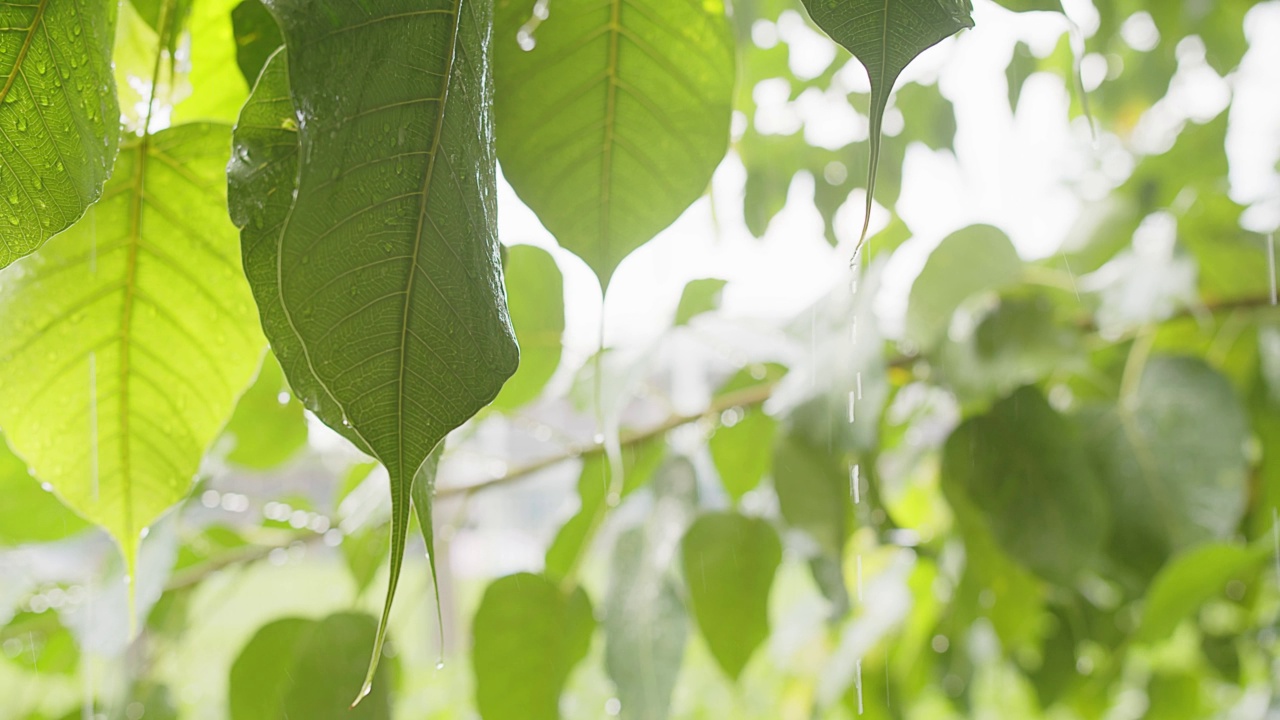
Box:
[230,0,282,85]
[491,244,564,410]
[1083,356,1250,576]
[799,0,973,246]
[229,613,393,720]
[906,224,1022,350]
[681,512,781,680]
[493,0,736,288]
[943,387,1107,583]
[674,278,727,326]
[0,0,120,266]
[472,573,595,720]
[221,353,308,470]
[0,124,264,590]
[228,0,519,695]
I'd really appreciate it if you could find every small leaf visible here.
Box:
[799,0,973,248]
[221,353,308,470]
[229,0,519,696]
[905,224,1022,350]
[0,437,89,546]
[943,387,1108,584]
[491,245,565,411]
[229,613,394,720]
[709,409,777,501]
[472,573,595,720]
[0,0,120,265]
[0,124,264,598]
[674,278,727,326]
[230,0,283,86]
[681,512,781,680]
[1136,541,1271,643]
[772,433,851,611]
[493,0,736,288]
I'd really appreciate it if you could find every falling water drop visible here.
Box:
[855,371,862,400]
[854,658,864,715]
[850,464,860,504]
[436,660,445,670]
[847,391,856,423]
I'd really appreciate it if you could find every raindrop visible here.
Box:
[850,464,860,504]
[435,660,445,670]
[40,482,53,492]
[854,658,863,715]
[855,371,862,400]
[846,391,856,423]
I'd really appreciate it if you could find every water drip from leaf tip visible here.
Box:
[351,680,373,708]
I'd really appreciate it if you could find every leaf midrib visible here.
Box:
[0,0,46,105]
[599,0,621,273]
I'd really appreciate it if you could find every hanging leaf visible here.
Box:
[0,0,120,267]
[472,573,596,720]
[673,278,727,326]
[228,0,519,697]
[0,123,264,597]
[798,0,973,248]
[493,0,736,289]
[220,353,308,470]
[681,512,781,680]
[230,0,283,86]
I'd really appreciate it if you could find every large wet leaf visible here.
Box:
[472,573,595,720]
[799,0,973,247]
[681,512,780,680]
[0,0,120,266]
[227,0,519,697]
[493,0,736,289]
[0,123,264,591]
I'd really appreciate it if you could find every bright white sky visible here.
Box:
[496,0,1280,365]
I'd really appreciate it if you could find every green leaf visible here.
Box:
[1,611,79,675]
[342,520,391,599]
[604,527,689,720]
[545,438,666,580]
[230,0,283,86]
[681,512,781,680]
[172,0,249,125]
[772,432,851,611]
[709,409,777,502]
[1136,541,1271,643]
[799,0,973,247]
[0,0,120,266]
[491,244,564,411]
[1083,356,1250,576]
[906,224,1022,351]
[228,0,519,697]
[229,613,394,720]
[674,278,727,326]
[0,124,264,595]
[493,0,736,288]
[472,573,595,720]
[0,435,89,545]
[991,0,1060,11]
[943,387,1108,584]
[221,352,308,470]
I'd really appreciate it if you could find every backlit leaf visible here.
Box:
[220,353,307,470]
[493,0,736,288]
[491,244,564,411]
[0,0,120,266]
[0,123,264,596]
[906,224,1022,351]
[799,0,973,248]
[228,0,519,697]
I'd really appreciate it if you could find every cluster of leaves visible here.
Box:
[1,0,1278,718]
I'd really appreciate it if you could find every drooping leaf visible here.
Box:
[709,409,777,502]
[230,0,283,86]
[1083,356,1250,577]
[0,435,89,545]
[172,0,249,124]
[545,437,666,580]
[1136,541,1272,643]
[472,573,595,720]
[943,386,1108,584]
[680,512,781,680]
[0,123,264,595]
[0,0,120,266]
[799,0,973,247]
[228,0,519,697]
[673,278,727,326]
[229,613,394,720]
[491,244,564,411]
[905,224,1022,350]
[220,352,307,470]
[493,0,736,288]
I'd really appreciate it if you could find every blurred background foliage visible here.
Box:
[2,0,1280,718]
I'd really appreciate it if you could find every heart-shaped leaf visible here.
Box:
[228,0,519,699]
[0,0,120,266]
[799,0,973,248]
